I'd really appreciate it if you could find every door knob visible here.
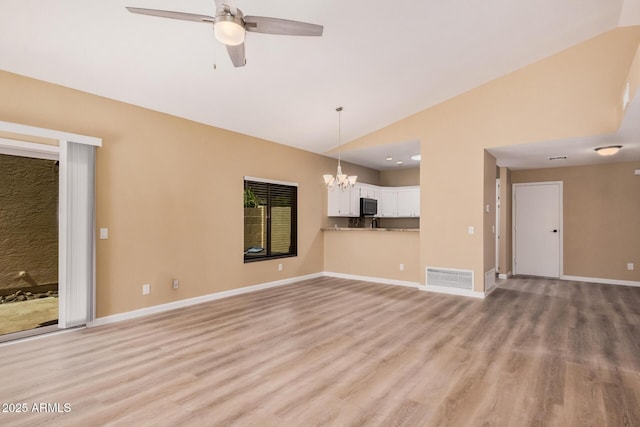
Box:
[552,229,558,233]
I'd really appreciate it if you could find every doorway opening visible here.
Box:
[0,153,59,339]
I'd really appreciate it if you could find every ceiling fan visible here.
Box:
[126,1,323,67]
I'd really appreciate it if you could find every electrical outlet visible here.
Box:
[278,263,283,271]
[172,279,179,289]
[468,226,475,235]
[399,263,405,271]
[142,284,150,295]
[628,263,635,271]
[99,228,108,240]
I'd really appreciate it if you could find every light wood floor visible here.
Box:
[1,276,639,426]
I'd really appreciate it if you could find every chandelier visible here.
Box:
[323,107,357,190]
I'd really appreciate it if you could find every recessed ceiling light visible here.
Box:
[594,145,622,156]
[411,154,421,161]
[396,161,403,165]
[385,156,393,161]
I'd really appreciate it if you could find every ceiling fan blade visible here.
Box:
[226,43,246,67]
[126,7,214,23]
[244,16,323,36]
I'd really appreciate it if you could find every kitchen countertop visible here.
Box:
[321,227,419,232]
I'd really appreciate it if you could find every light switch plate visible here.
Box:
[99,228,108,240]
[468,226,475,235]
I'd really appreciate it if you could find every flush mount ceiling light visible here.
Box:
[411,154,421,161]
[385,156,393,161]
[396,161,404,165]
[324,107,357,191]
[594,145,622,156]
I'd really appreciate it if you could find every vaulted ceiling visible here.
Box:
[1,0,639,166]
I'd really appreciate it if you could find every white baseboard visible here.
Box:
[324,271,497,299]
[484,282,497,297]
[322,272,421,289]
[484,268,496,296]
[420,284,486,299]
[560,275,640,288]
[89,273,324,327]
[90,268,500,329]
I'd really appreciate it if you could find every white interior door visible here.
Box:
[513,182,562,277]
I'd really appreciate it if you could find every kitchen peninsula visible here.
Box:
[323,226,420,287]
[323,170,421,286]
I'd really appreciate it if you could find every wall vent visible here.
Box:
[426,267,473,290]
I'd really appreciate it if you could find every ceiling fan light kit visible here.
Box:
[214,11,245,46]
[126,1,323,67]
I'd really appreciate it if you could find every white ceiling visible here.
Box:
[330,139,421,171]
[489,94,640,169]
[1,0,639,170]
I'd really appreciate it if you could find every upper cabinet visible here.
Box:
[357,183,379,200]
[378,186,420,218]
[327,184,419,218]
[395,187,420,217]
[378,189,397,217]
[327,184,360,217]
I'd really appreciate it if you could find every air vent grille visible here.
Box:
[426,267,473,290]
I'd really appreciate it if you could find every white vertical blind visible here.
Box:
[58,140,96,328]
[0,121,100,332]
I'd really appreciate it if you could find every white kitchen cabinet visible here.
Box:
[378,189,397,217]
[327,185,360,217]
[396,187,420,217]
[357,184,379,200]
[328,184,418,218]
[378,186,420,218]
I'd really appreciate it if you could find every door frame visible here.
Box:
[512,181,563,277]
[0,120,101,337]
[496,178,500,273]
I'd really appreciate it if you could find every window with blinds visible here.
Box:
[244,178,297,263]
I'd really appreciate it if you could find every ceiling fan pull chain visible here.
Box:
[213,39,217,70]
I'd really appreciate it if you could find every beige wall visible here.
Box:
[323,231,420,283]
[510,161,640,282]
[379,167,420,186]
[0,154,58,292]
[626,45,640,105]
[342,27,640,291]
[1,25,639,314]
[0,70,379,317]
